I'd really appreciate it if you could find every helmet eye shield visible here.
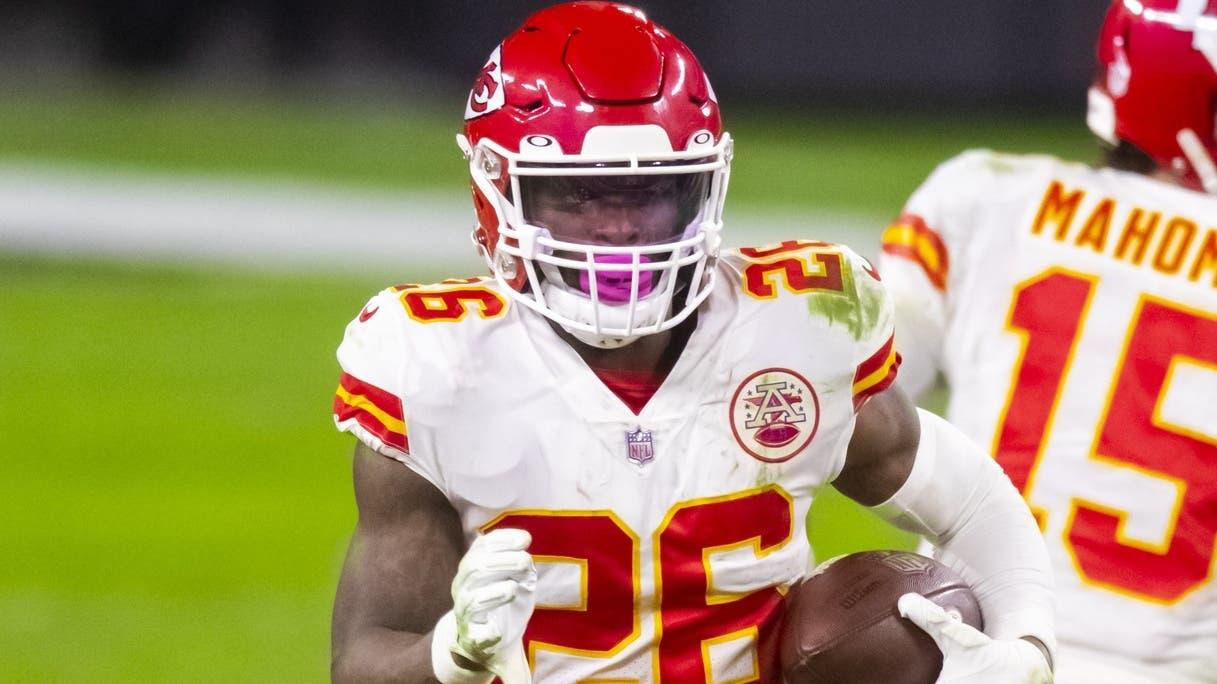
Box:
[519,172,710,304]
[520,172,710,247]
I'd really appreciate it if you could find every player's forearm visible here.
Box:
[871,409,1056,656]
[332,627,440,684]
[928,459,1055,645]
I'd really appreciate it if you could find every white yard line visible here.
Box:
[0,163,885,270]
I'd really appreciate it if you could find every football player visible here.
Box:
[330,3,1056,682]
[878,1,1217,682]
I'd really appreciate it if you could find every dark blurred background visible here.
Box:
[1,0,1109,111]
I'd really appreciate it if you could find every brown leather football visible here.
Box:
[781,550,983,684]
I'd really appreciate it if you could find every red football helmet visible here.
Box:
[457,1,731,348]
[1088,0,1217,193]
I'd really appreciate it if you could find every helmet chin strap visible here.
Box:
[1177,128,1217,193]
[565,327,642,350]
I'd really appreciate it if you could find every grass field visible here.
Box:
[1,91,1094,681]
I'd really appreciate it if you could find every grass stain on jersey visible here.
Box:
[754,465,781,488]
[805,266,884,341]
[982,151,1020,174]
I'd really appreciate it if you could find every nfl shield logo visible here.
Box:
[625,428,655,466]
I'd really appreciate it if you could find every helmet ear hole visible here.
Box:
[471,184,502,258]
[473,226,491,250]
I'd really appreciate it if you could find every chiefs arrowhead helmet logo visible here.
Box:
[465,45,506,120]
[469,62,499,114]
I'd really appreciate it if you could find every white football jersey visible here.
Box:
[333,242,897,682]
[880,150,1217,683]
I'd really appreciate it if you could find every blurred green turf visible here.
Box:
[0,91,1097,215]
[0,254,386,680]
[0,91,1081,681]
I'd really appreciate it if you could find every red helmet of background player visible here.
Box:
[456,1,732,348]
[1088,0,1217,193]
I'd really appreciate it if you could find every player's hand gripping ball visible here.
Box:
[780,551,982,684]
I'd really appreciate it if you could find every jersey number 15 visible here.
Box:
[994,268,1217,603]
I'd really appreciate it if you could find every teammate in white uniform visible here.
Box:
[329,3,1058,682]
[879,2,1217,682]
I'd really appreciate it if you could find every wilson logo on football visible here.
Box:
[465,45,505,120]
[729,368,820,463]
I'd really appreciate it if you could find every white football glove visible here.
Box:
[898,593,1052,684]
[432,528,537,684]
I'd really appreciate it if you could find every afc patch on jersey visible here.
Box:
[729,367,821,463]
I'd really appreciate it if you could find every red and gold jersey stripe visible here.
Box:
[852,334,900,410]
[333,372,408,452]
[881,212,950,291]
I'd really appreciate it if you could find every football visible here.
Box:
[780,550,983,684]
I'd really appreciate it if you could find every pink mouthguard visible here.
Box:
[579,254,654,304]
